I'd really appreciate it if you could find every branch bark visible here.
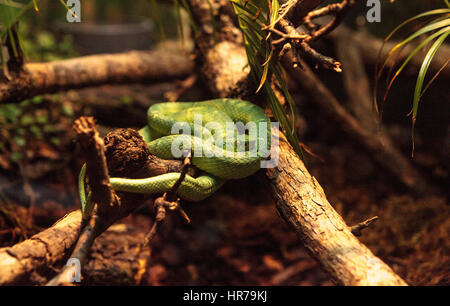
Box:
[0,127,186,285]
[0,48,194,104]
[267,129,406,285]
[0,210,82,285]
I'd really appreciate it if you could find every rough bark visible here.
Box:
[267,129,406,285]
[0,48,194,104]
[0,210,82,285]
[0,128,186,285]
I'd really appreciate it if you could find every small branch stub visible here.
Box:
[351,216,379,237]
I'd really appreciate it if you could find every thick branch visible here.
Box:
[73,116,117,212]
[0,210,82,285]
[0,48,194,104]
[267,129,406,285]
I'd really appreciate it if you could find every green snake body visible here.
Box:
[81,99,271,206]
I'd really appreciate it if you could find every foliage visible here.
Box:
[0,0,78,73]
[231,0,304,160]
[376,1,450,156]
[0,95,76,172]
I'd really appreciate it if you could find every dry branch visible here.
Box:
[0,127,186,285]
[280,0,325,27]
[267,129,405,285]
[334,28,378,130]
[0,48,194,104]
[0,210,82,285]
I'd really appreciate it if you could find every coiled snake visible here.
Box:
[79,99,271,213]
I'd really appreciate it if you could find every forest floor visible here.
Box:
[0,84,448,286]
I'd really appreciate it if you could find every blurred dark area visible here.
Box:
[0,0,448,286]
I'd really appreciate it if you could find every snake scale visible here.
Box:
[79,99,271,211]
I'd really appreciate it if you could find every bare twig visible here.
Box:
[143,151,192,246]
[46,213,101,286]
[264,16,342,71]
[303,0,359,41]
[164,74,198,102]
[350,216,379,237]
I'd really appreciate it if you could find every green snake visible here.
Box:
[79,99,271,213]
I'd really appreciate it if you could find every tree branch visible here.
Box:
[0,48,194,104]
[0,210,82,285]
[268,129,405,285]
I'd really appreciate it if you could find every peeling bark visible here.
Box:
[267,129,406,285]
[0,210,81,285]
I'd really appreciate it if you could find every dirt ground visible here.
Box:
[0,85,448,286]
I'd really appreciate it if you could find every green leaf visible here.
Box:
[29,125,43,139]
[36,115,48,124]
[151,0,166,41]
[21,114,34,125]
[382,17,450,73]
[412,29,450,121]
[385,26,450,99]
[32,0,39,13]
[384,8,450,41]
[32,95,43,104]
[58,0,77,19]
[179,0,199,37]
[173,0,184,45]
[231,0,304,160]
